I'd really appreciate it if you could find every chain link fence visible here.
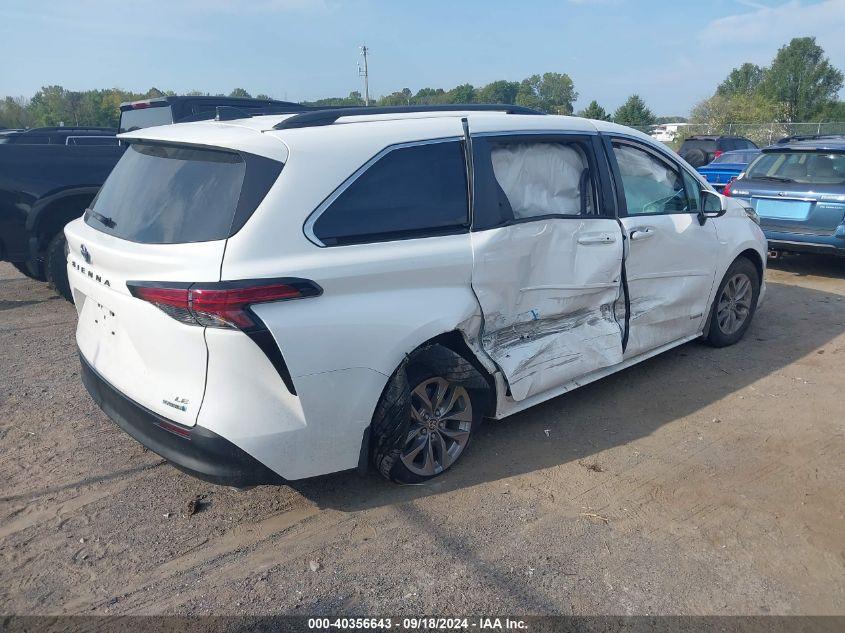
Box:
[631,122,845,150]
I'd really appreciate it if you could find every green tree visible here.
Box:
[445,83,476,104]
[613,94,655,127]
[0,96,34,128]
[811,100,845,122]
[412,87,446,104]
[303,91,365,107]
[691,93,783,127]
[578,100,610,120]
[255,94,273,100]
[477,80,519,104]
[516,72,577,114]
[229,88,252,98]
[716,63,765,97]
[379,88,413,106]
[758,37,844,121]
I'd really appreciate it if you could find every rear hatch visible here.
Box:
[66,140,281,426]
[734,149,845,236]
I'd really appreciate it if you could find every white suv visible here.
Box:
[64,105,767,485]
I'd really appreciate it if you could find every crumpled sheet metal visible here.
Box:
[471,221,624,402]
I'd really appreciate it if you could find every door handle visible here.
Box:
[629,226,656,241]
[577,232,616,245]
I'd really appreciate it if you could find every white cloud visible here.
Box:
[702,0,845,55]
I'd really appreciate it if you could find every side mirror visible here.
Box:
[698,190,726,225]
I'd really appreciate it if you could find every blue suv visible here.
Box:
[726,136,845,256]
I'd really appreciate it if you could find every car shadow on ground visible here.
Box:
[768,252,845,279]
[290,266,845,512]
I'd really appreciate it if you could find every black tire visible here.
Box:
[704,257,760,347]
[45,232,72,302]
[682,148,707,167]
[11,260,46,281]
[371,345,488,484]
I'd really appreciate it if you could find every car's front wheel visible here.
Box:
[705,257,760,347]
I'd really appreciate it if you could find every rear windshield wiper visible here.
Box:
[87,208,117,228]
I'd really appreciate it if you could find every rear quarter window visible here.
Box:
[311,140,469,246]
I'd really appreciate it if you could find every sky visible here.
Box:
[1,0,843,116]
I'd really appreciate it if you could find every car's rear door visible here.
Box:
[65,142,279,426]
[469,133,625,402]
[605,136,720,357]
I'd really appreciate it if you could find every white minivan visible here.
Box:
[65,105,767,485]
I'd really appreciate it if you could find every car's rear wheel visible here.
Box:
[371,345,486,484]
[11,260,46,281]
[705,257,760,347]
[45,232,72,302]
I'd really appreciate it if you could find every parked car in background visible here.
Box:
[119,95,301,132]
[649,122,689,143]
[66,105,766,487]
[0,96,304,300]
[726,137,845,256]
[697,149,761,188]
[0,126,117,145]
[680,135,758,167]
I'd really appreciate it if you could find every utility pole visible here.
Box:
[358,45,370,106]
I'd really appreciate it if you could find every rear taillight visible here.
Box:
[714,150,724,159]
[128,279,322,330]
[723,177,735,196]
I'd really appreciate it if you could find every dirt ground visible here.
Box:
[1,256,844,616]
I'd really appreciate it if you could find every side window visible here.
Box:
[681,170,701,213]
[612,143,688,215]
[312,141,468,246]
[488,141,597,219]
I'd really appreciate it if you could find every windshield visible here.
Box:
[87,143,246,244]
[119,105,173,133]
[746,151,845,184]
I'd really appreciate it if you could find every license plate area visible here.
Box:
[754,198,811,220]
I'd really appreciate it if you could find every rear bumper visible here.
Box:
[79,352,283,486]
[765,230,845,256]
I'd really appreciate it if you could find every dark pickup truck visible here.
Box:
[0,95,301,300]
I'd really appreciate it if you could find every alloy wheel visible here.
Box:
[716,273,753,335]
[400,377,473,477]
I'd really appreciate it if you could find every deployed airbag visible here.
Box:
[491,143,588,218]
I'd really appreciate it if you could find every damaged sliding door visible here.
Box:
[469,133,625,402]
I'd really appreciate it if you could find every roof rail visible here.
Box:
[211,104,308,123]
[776,133,845,144]
[272,104,544,130]
[22,126,116,133]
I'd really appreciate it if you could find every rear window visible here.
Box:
[746,151,845,185]
[682,139,717,152]
[87,143,248,244]
[119,105,174,133]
